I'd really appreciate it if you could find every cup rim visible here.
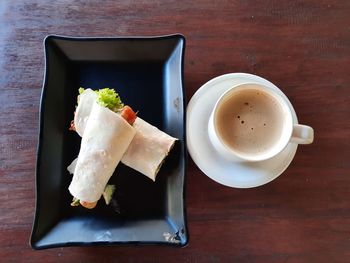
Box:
[212,82,294,162]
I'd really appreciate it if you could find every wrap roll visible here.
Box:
[121,118,176,181]
[71,89,177,181]
[69,102,136,202]
[74,89,97,137]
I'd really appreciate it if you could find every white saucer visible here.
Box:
[186,73,298,188]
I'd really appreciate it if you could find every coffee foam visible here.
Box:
[215,88,286,156]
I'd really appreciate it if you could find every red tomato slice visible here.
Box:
[80,201,97,209]
[121,105,137,125]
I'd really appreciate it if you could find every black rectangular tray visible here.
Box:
[30,34,187,249]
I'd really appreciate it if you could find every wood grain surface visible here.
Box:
[1,0,349,262]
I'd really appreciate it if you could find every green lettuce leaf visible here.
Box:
[95,88,124,112]
[79,87,85,94]
[103,184,116,205]
[70,197,80,207]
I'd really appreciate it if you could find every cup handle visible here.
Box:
[290,124,314,144]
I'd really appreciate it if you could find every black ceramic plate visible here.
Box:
[31,35,187,249]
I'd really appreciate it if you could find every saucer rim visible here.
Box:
[186,72,298,188]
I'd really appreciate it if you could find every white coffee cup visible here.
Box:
[208,83,314,162]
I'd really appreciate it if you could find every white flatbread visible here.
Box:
[121,118,176,181]
[69,102,136,202]
[67,158,77,174]
[71,89,177,181]
[74,89,97,137]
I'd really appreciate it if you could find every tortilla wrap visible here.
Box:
[121,118,176,181]
[69,102,136,202]
[71,89,177,181]
[74,89,97,137]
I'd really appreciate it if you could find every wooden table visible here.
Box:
[1,0,349,262]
